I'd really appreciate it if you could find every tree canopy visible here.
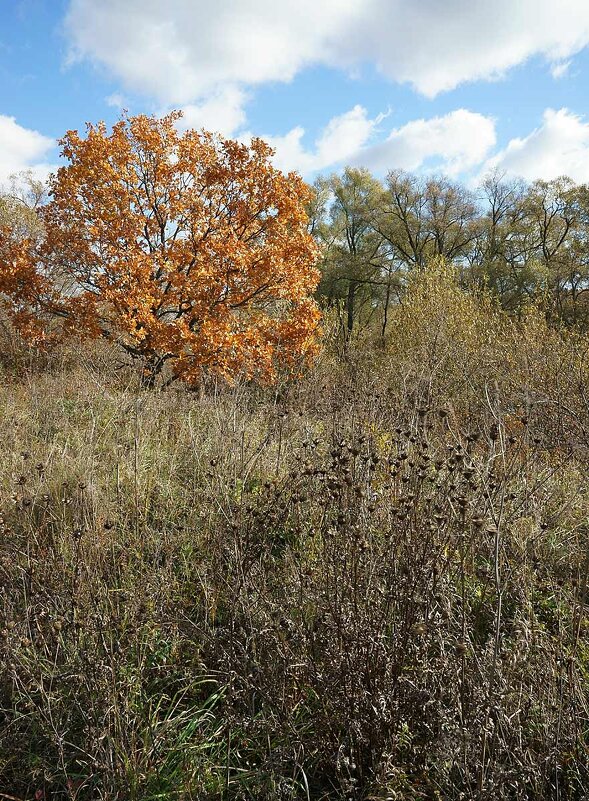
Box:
[0,113,321,385]
[311,168,589,341]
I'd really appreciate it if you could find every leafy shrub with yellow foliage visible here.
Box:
[381,259,589,451]
[385,259,510,407]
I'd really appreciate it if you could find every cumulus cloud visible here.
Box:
[0,115,56,184]
[262,108,495,178]
[482,108,589,183]
[65,0,589,105]
[65,0,360,105]
[349,0,589,97]
[263,105,383,174]
[179,87,249,138]
[63,1,589,168]
[354,109,497,176]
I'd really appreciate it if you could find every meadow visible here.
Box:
[1,265,589,800]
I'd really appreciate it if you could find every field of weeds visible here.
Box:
[1,281,589,799]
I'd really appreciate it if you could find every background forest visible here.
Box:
[311,168,589,341]
[1,155,589,801]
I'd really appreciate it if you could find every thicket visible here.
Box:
[1,263,589,800]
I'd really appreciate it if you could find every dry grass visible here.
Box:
[1,300,589,799]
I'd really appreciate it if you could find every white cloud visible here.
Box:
[354,109,497,176]
[0,115,55,185]
[65,0,361,105]
[316,106,387,165]
[64,1,589,167]
[483,108,589,183]
[257,107,495,179]
[551,60,572,79]
[105,92,127,109]
[350,1,589,97]
[260,105,382,174]
[262,127,311,174]
[65,0,589,105]
[179,87,249,138]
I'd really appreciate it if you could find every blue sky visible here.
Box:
[2,0,589,185]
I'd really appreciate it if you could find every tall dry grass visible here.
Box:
[1,267,589,799]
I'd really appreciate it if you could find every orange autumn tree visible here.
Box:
[0,226,57,345]
[0,112,321,384]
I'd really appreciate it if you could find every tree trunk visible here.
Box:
[381,276,392,344]
[345,279,357,344]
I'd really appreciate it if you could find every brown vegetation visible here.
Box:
[1,264,588,799]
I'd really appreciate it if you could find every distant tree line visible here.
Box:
[310,167,589,343]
